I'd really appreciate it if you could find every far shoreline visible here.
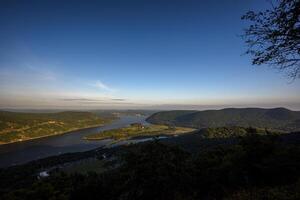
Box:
[0,123,109,146]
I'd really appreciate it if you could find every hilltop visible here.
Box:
[147,107,300,132]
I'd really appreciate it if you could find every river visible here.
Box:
[0,115,149,168]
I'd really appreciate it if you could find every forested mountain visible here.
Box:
[147,108,300,131]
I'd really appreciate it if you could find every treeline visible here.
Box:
[1,134,300,199]
[146,108,300,132]
[200,126,281,139]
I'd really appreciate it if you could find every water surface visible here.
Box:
[0,115,148,168]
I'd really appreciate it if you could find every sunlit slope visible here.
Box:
[147,108,300,131]
[84,124,195,141]
[0,111,112,144]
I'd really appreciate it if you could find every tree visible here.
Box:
[242,0,300,79]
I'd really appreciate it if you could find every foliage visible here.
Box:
[242,0,300,79]
[147,108,300,131]
[0,111,113,144]
[84,124,194,141]
[1,134,300,199]
[200,126,279,139]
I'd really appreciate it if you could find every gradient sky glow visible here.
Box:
[0,0,299,110]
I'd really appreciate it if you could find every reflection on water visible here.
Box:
[0,115,148,168]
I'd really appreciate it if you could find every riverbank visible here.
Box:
[0,111,116,145]
[0,115,149,168]
[0,123,109,146]
[1,130,300,199]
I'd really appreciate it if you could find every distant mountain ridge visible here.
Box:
[146,108,300,131]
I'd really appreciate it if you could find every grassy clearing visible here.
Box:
[84,124,195,141]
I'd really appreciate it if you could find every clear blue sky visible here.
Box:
[0,0,299,110]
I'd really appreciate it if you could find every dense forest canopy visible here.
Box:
[146,108,300,131]
[1,133,300,200]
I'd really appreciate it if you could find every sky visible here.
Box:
[0,0,299,110]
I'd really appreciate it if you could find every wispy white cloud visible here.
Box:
[90,80,115,92]
[26,65,57,81]
[60,98,104,102]
[0,64,57,83]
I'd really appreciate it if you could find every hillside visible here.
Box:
[147,108,300,131]
[0,111,113,144]
[1,132,300,199]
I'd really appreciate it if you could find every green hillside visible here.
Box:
[147,108,300,131]
[0,111,113,144]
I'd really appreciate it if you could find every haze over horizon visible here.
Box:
[1,0,299,110]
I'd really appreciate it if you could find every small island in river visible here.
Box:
[83,123,195,141]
